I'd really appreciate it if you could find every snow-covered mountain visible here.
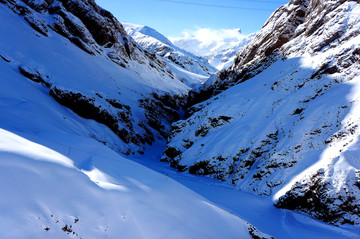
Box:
[171,28,255,70]
[122,22,217,87]
[2,0,360,237]
[0,0,275,238]
[1,0,193,156]
[163,0,360,225]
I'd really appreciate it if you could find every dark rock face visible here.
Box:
[56,0,126,47]
[275,168,360,225]
[49,88,131,144]
[232,0,308,71]
[49,87,185,154]
[19,65,51,87]
[2,0,49,36]
[139,93,183,139]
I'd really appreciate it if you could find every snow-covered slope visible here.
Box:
[0,0,192,155]
[171,28,255,70]
[163,0,360,225]
[122,22,217,87]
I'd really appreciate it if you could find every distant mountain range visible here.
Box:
[122,22,217,88]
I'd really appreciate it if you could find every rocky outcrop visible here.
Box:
[275,167,360,225]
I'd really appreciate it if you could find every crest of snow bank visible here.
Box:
[170,28,249,56]
[0,129,74,168]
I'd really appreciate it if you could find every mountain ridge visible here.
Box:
[122,22,218,88]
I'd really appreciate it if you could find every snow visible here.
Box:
[0,130,254,239]
[1,0,360,238]
[133,142,360,239]
[164,0,360,227]
[0,2,193,154]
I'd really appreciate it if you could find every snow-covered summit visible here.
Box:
[123,22,174,47]
[122,21,218,85]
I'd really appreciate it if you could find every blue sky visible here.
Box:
[97,0,289,37]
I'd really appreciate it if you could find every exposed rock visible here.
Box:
[3,0,49,36]
[275,167,360,225]
[19,64,51,87]
[246,223,274,239]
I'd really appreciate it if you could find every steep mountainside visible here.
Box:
[122,22,217,87]
[163,0,360,225]
[0,0,193,155]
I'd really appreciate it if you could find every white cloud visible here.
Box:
[169,27,250,56]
